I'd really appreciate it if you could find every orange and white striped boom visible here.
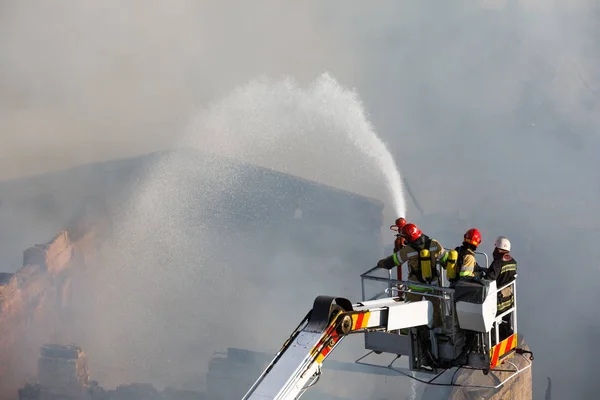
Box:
[241,295,432,400]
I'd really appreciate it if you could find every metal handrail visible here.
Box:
[361,274,457,292]
[496,277,517,294]
[361,267,457,289]
[360,264,521,372]
[360,267,459,331]
[360,265,381,278]
[360,264,519,335]
[474,251,489,270]
[362,266,515,297]
[361,271,455,303]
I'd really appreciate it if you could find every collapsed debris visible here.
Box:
[17,344,211,400]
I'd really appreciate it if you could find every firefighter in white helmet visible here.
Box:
[484,236,517,341]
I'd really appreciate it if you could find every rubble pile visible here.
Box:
[18,345,208,400]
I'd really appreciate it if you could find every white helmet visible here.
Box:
[494,236,511,251]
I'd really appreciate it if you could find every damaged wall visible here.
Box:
[0,226,103,399]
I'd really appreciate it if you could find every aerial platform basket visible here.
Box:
[355,252,533,389]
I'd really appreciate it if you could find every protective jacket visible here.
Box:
[456,244,479,279]
[485,252,517,313]
[486,253,516,285]
[378,234,447,284]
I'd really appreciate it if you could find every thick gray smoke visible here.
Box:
[1,1,600,399]
[0,0,362,180]
[65,75,406,398]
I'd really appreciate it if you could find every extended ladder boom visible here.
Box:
[242,295,432,400]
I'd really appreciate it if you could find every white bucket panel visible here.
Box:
[455,280,497,332]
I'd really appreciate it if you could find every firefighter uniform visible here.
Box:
[486,254,517,314]
[456,229,482,280]
[455,245,481,280]
[485,236,517,341]
[378,233,448,328]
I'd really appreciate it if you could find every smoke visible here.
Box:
[1,0,600,399]
[61,74,406,399]
[0,0,362,180]
[0,1,407,397]
[361,1,599,398]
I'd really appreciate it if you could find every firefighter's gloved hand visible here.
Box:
[377,256,395,270]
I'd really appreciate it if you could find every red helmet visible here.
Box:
[464,228,482,246]
[401,223,422,242]
[390,217,407,232]
[395,217,407,228]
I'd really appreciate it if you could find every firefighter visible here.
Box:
[453,228,483,282]
[485,236,517,341]
[377,223,448,328]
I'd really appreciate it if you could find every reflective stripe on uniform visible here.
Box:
[501,263,517,274]
[498,285,514,311]
[498,298,514,311]
[460,264,475,277]
[439,251,449,264]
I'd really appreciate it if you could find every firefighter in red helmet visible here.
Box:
[377,223,449,328]
[453,228,483,282]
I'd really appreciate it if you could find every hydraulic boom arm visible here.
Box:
[242,295,432,400]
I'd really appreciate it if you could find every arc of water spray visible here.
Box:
[185,72,408,220]
[314,74,407,218]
